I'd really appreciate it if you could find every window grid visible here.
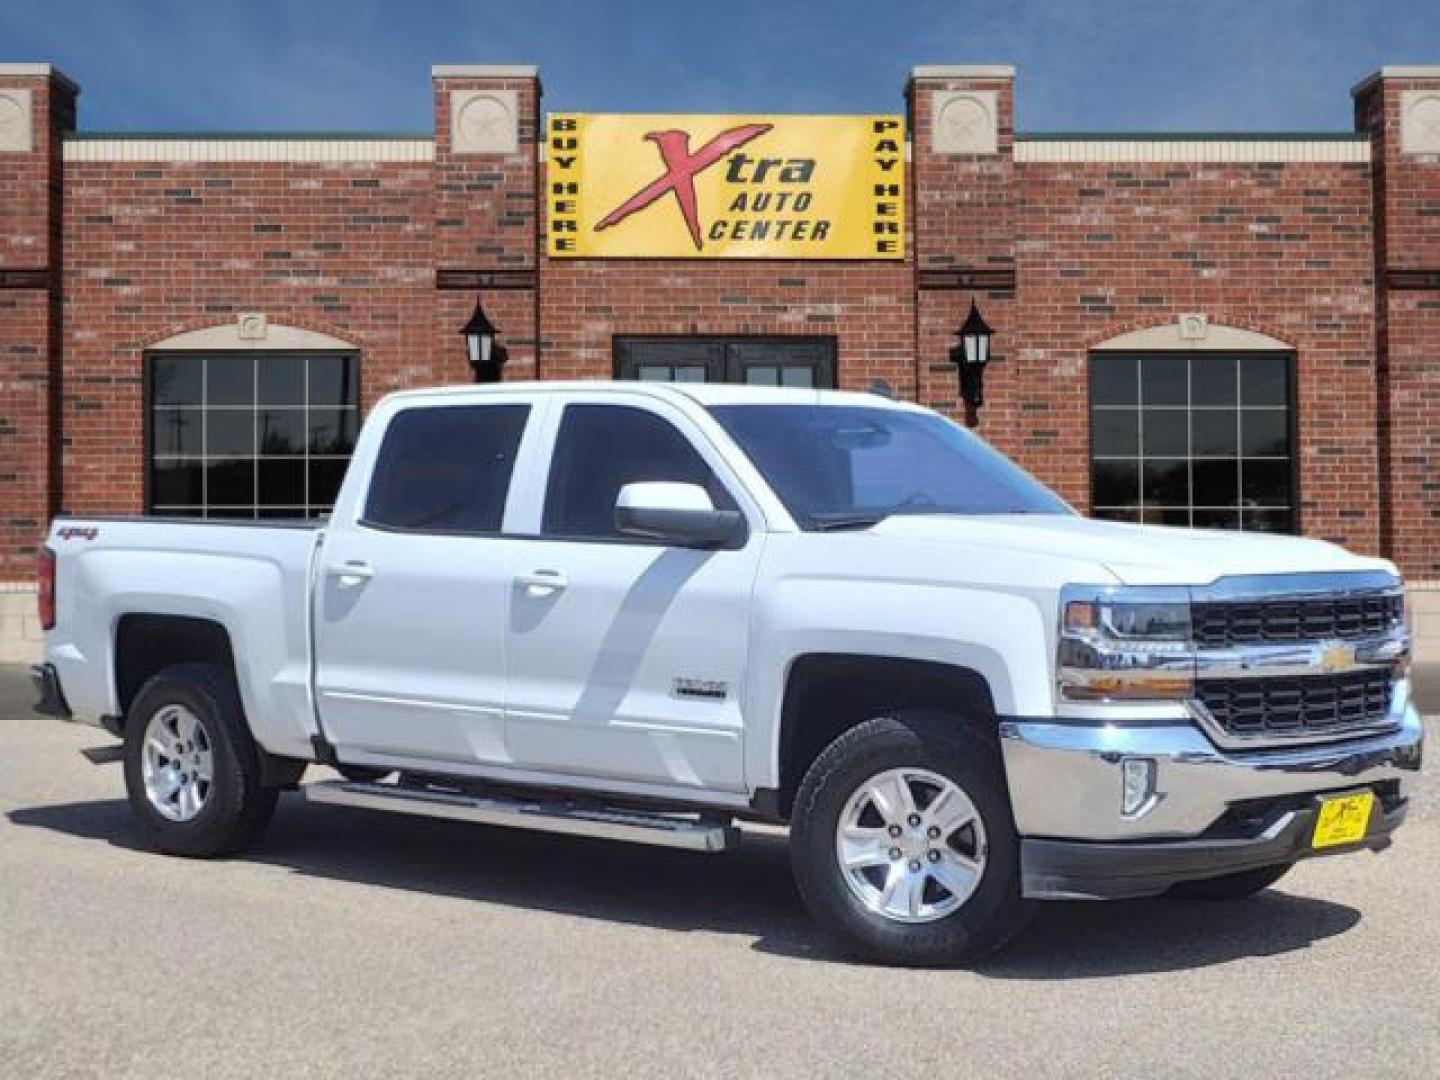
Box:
[1088,352,1294,533]
[614,336,838,388]
[147,352,359,520]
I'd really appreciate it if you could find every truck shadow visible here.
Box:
[8,792,1360,978]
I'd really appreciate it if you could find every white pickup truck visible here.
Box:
[33,381,1422,964]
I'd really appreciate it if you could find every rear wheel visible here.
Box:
[1167,862,1293,899]
[123,663,278,858]
[789,711,1028,966]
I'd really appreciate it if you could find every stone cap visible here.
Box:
[432,64,539,79]
[910,64,1015,81]
[1351,65,1440,96]
[0,63,78,93]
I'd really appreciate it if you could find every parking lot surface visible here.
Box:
[2,663,1437,1079]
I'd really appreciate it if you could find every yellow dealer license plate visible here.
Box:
[1311,792,1375,850]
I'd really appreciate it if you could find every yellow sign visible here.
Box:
[547,113,905,259]
[1311,792,1374,849]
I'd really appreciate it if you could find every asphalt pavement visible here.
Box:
[2,663,1437,1079]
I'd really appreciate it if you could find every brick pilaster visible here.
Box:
[431,65,541,381]
[1355,67,1440,577]
[0,64,76,578]
[908,65,1018,445]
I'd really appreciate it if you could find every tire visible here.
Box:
[789,711,1029,966]
[122,663,278,858]
[1167,862,1293,900]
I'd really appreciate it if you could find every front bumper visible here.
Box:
[1000,687,1424,900]
[1022,790,1407,899]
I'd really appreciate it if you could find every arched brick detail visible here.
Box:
[128,314,365,354]
[144,319,359,352]
[1088,316,1297,353]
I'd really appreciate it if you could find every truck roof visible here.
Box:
[378,380,921,411]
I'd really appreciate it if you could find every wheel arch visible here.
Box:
[113,613,237,724]
[770,653,999,820]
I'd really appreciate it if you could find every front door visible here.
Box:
[614,335,837,388]
[503,393,762,795]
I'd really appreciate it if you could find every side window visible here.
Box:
[365,404,530,532]
[542,404,735,539]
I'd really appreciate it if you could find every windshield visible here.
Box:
[709,403,1072,529]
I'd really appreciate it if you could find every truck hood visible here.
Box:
[866,514,1396,586]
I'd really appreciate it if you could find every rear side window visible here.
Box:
[365,404,529,532]
[543,404,734,539]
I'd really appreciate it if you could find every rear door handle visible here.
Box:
[327,561,376,587]
[516,569,567,595]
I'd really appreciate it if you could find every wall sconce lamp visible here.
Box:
[949,299,993,427]
[461,294,508,383]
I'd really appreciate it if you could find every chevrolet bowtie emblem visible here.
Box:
[1320,645,1354,673]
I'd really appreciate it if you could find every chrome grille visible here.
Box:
[1195,669,1394,740]
[1191,593,1402,649]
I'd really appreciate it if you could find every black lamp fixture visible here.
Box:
[949,299,994,427]
[460,294,507,383]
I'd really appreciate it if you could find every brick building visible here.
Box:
[1,61,1438,658]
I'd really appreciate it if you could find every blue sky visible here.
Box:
[2,0,1437,133]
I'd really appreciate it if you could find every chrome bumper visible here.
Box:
[999,684,1424,898]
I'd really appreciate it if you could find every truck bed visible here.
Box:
[44,515,325,759]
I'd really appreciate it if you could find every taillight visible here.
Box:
[37,545,56,632]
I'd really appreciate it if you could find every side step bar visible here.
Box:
[304,780,739,853]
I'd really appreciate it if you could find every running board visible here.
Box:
[304,780,738,853]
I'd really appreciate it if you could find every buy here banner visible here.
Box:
[546,113,905,260]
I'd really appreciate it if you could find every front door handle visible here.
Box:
[327,561,376,587]
[516,569,568,595]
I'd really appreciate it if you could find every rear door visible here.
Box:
[312,395,543,768]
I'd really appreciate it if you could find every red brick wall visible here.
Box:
[1011,156,1378,548]
[60,156,440,515]
[432,73,540,381]
[53,70,545,521]
[909,72,1018,465]
[537,256,915,391]
[432,75,539,269]
[910,74,1016,276]
[0,72,73,578]
[3,63,1436,579]
[1357,74,1440,577]
[908,74,1380,554]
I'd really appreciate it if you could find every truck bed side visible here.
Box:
[44,517,323,759]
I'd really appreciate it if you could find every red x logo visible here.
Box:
[595,123,773,251]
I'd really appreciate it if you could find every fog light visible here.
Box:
[1121,758,1157,818]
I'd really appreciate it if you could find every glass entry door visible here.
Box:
[614,336,837,388]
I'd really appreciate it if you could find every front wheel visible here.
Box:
[789,711,1029,966]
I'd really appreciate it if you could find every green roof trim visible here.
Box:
[1018,131,1369,142]
[66,131,432,141]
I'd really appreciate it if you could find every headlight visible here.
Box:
[1057,586,1194,701]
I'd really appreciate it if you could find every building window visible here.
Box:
[614,336,837,388]
[1089,351,1295,533]
[147,352,360,519]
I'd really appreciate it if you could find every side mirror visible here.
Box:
[614,482,743,549]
